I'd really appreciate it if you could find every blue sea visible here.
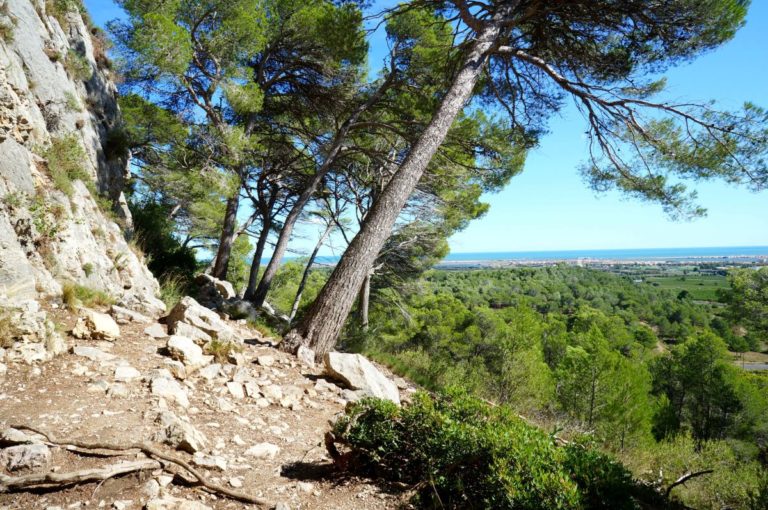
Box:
[303,246,768,266]
[441,246,768,262]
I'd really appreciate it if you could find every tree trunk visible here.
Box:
[359,272,371,330]
[243,217,272,300]
[211,191,240,280]
[249,73,396,308]
[286,22,503,355]
[289,222,334,322]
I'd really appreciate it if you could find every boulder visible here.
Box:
[110,305,151,324]
[72,309,120,341]
[154,411,207,454]
[323,352,400,405]
[144,323,169,339]
[166,335,211,372]
[0,444,51,471]
[150,376,190,408]
[296,346,316,367]
[172,321,212,344]
[167,297,236,342]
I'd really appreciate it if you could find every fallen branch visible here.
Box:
[0,459,160,491]
[664,469,714,498]
[11,425,269,507]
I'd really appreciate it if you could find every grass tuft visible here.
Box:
[61,282,114,311]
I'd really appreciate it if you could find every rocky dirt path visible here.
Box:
[0,304,411,510]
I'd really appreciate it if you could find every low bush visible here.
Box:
[61,282,113,311]
[64,49,92,81]
[204,339,243,363]
[330,391,655,510]
[42,134,89,198]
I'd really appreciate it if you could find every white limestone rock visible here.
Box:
[323,352,400,405]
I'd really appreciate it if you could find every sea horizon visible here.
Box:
[285,245,768,266]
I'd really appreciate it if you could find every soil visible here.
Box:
[0,304,413,510]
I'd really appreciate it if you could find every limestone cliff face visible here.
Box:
[0,0,163,360]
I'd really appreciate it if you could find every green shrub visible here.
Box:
[330,391,650,510]
[42,134,89,198]
[62,282,114,311]
[204,339,243,363]
[45,0,84,28]
[64,91,83,112]
[64,49,92,81]
[82,262,94,277]
[159,274,189,310]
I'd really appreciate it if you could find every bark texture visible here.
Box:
[288,21,504,355]
[211,191,241,280]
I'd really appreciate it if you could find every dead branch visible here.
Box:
[664,469,714,498]
[0,459,160,491]
[12,425,269,507]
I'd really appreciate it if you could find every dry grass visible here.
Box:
[61,282,114,312]
[204,339,243,364]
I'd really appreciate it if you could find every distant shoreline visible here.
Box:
[280,246,768,268]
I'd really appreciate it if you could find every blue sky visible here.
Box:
[85,1,768,255]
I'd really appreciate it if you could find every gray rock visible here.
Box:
[197,363,222,382]
[226,381,245,399]
[110,305,151,324]
[166,335,211,372]
[145,495,212,510]
[296,346,316,367]
[144,323,169,339]
[260,384,283,401]
[245,442,280,459]
[192,452,227,471]
[324,352,400,405]
[72,345,116,362]
[150,376,190,408]
[154,411,207,453]
[164,359,187,380]
[171,321,212,344]
[167,296,237,342]
[256,355,275,367]
[0,444,51,471]
[114,365,140,382]
[71,309,120,341]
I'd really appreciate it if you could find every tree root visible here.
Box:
[10,424,269,506]
[1,459,160,491]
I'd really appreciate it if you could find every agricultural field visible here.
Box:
[644,274,729,301]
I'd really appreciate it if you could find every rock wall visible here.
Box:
[0,0,163,361]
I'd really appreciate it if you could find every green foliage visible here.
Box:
[42,133,89,199]
[81,262,94,277]
[332,391,649,510]
[61,282,114,311]
[64,91,83,112]
[46,0,84,27]
[650,333,748,443]
[623,433,766,510]
[158,273,189,310]
[64,49,93,81]
[721,267,768,343]
[203,339,243,363]
[265,260,329,317]
[129,200,198,280]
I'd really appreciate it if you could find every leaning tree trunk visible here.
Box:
[358,272,371,330]
[211,190,241,280]
[243,217,272,300]
[285,22,503,356]
[249,73,396,308]
[289,222,334,322]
